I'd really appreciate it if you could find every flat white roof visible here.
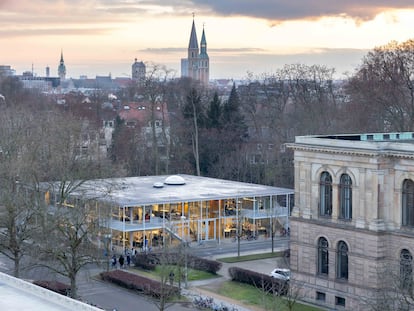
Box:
[54,174,293,207]
[0,272,101,311]
[292,132,414,155]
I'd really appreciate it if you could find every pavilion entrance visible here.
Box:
[198,218,216,241]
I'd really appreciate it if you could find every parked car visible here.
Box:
[270,268,290,281]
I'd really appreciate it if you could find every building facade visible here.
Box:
[131,58,146,83]
[181,18,209,85]
[44,174,293,253]
[288,133,414,310]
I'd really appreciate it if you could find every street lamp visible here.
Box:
[180,215,188,289]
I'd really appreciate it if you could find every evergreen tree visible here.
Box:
[207,92,222,129]
[222,83,247,138]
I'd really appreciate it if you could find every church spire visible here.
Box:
[184,15,209,85]
[200,24,208,57]
[58,49,66,81]
[188,15,199,50]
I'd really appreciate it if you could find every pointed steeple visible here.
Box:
[188,18,199,50]
[58,49,66,80]
[187,15,200,80]
[199,25,208,58]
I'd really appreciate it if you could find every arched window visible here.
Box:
[320,172,332,217]
[336,241,348,280]
[339,174,352,220]
[402,179,414,226]
[318,237,329,275]
[400,249,413,291]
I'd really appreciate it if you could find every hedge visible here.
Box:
[100,269,180,298]
[133,251,222,274]
[33,280,71,296]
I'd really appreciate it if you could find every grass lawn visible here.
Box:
[218,252,284,263]
[216,281,323,311]
[130,265,219,282]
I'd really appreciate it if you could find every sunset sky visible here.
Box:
[1,1,414,80]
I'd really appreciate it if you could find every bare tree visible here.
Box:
[30,111,113,298]
[140,63,176,175]
[182,86,205,176]
[345,39,414,132]
[362,258,414,311]
[38,198,101,298]
[151,246,181,311]
[0,107,45,277]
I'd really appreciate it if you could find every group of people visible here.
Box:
[111,251,132,269]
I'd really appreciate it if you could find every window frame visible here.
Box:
[319,172,332,217]
[402,179,414,226]
[336,240,349,280]
[339,174,352,220]
[317,237,329,276]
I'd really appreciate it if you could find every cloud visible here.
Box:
[2,0,412,30]
[0,27,113,38]
[189,0,414,22]
[139,47,264,54]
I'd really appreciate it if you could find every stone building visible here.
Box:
[181,17,209,85]
[288,132,414,310]
[131,58,145,83]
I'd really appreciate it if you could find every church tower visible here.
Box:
[187,17,199,81]
[198,25,209,85]
[184,16,209,85]
[58,50,66,81]
[131,58,146,84]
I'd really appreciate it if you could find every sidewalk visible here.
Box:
[179,245,288,311]
[77,242,288,311]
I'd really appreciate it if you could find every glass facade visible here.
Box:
[108,195,291,252]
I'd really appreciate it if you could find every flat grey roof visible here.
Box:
[289,132,414,157]
[63,174,293,207]
[0,272,101,311]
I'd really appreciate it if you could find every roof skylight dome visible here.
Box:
[164,175,186,185]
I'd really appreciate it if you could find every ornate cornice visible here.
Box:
[286,143,414,159]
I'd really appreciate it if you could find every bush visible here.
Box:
[100,270,180,298]
[228,267,288,295]
[33,280,71,296]
[132,253,158,270]
[133,251,222,274]
[187,254,222,274]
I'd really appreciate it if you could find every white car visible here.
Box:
[270,268,290,281]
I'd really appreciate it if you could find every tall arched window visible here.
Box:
[320,172,332,217]
[400,249,413,291]
[402,179,414,226]
[339,174,352,220]
[336,241,348,280]
[318,237,329,275]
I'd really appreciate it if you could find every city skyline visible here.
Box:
[1,1,414,80]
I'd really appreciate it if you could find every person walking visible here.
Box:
[119,255,125,269]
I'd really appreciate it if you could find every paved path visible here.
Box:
[0,241,288,311]
[75,246,288,311]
